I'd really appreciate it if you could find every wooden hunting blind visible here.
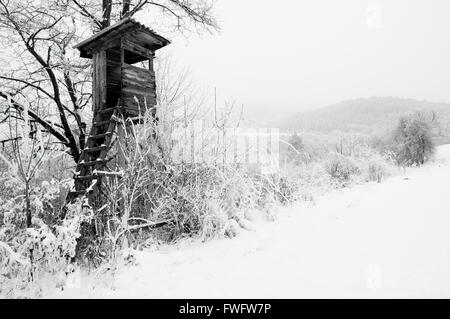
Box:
[69,18,170,199]
[74,17,170,118]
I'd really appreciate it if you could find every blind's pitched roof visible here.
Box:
[74,17,170,58]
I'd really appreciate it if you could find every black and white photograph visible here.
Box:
[0,0,450,303]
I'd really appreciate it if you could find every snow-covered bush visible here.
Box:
[71,113,282,263]
[99,157,269,251]
[392,113,435,166]
[324,153,360,185]
[256,173,299,206]
[0,198,91,298]
[290,162,332,200]
[366,157,390,183]
[0,144,84,297]
[371,112,436,167]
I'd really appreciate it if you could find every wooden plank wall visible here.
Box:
[122,63,156,115]
[106,48,122,107]
[92,50,107,113]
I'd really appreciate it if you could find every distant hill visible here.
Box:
[279,97,450,138]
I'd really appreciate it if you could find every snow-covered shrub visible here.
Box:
[372,112,436,166]
[71,114,274,262]
[0,198,91,298]
[99,158,264,250]
[200,197,232,240]
[256,173,299,206]
[0,177,71,228]
[366,157,390,183]
[324,153,360,185]
[330,131,370,157]
[0,159,87,298]
[288,162,332,200]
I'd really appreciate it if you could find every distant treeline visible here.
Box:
[279,97,450,144]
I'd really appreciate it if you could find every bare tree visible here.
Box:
[0,0,218,164]
[0,94,51,228]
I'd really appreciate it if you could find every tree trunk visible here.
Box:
[102,0,112,28]
[25,181,31,228]
[26,180,34,282]
[122,0,131,17]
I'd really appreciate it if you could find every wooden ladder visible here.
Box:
[68,106,124,200]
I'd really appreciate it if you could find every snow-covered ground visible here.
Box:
[50,145,450,298]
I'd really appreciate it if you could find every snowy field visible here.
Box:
[50,145,450,298]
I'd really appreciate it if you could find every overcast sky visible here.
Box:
[149,0,450,120]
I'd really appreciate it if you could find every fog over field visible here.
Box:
[150,0,450,122]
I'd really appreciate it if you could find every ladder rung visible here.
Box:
[68,190,92,196]
[93,120,110,126]
[77,159,107,167]
[75,171,122,181]
[84,145,108,153]
[127,116,146,123]
[98,107,119,114]
[75,175,101,181]
[93,117,122,127]
[93,171,123,177]
[89,132,112,140]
